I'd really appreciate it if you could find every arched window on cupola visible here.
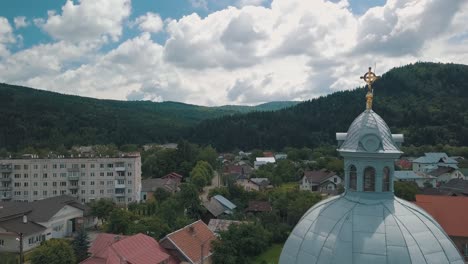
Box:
[349,165,357,191]
[383,167,390,192]
[363,167,376,192]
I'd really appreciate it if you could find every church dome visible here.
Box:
[339,110,401,154]
[279,192,464,264]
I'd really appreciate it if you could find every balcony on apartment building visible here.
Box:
[114,180,126,189]
[0,164,12,173]
[115,163,126,172]
[0,177,12,182]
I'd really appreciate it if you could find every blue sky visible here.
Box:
[0,0,466,105]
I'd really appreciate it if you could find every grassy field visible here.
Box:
[253,243,283,264]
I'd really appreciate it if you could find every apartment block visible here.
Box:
[0,153,141,205]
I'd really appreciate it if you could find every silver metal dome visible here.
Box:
[338,110,402,154]
[279,192,464,264]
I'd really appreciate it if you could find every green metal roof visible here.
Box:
[279,192,464,264]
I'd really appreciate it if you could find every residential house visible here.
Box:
[236,178,270,191]
[0,195,95,253]
[160,220,216,264]
[223,164,253,180]
[299,169,342,192]
[81,233,177,264]
[412,152,459,173]
[254,157,276,169]
[245,201,272,214]
[439,179,468,196]
[207,219,244,235]
[415,195,468,261]
[141,173,182,202]
[203,195,236,220]
[393,170,436,188]
[428,166,465,184]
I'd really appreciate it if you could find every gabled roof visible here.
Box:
[82,233,176,264]
[413,152,458,164]
[439,179,468,195]
[212,195,236,210]
[203,199,226,217]
[141,177,180,193]
[0,216,46,235]
[161,220,216,264]
[0,195,87,223]
[428,166,455,177]
[415,195,468,237]
[250,178,270,186]
[302,169,337,184]
[28,195,87,222]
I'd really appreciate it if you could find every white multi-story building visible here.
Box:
[0,153,141,205]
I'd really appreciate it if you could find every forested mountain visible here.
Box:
[190,62,468,151]
[217,101,300,113]
[0,84,295,150]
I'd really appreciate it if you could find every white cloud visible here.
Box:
[0,17,15,57]
[13,16,29,29]
[37,0,131,43]
[133,12,164,33]
[0,0,467,106]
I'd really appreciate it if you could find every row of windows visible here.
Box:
[11,171,133,179]
[13,188,133,196]
[12,180,132,187]
[348,165,391,192]
[12,163,133,170]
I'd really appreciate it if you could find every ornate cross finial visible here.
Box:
[360,67,380,110]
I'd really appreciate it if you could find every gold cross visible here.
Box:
[360,67,380,110]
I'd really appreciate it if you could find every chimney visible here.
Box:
[23,215,27,224]
[114,235,121,242]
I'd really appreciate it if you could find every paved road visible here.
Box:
[200,171,220,202]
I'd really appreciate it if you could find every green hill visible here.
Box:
[0,84,298,150]
[217,101,300,113]
[190,62,468,151]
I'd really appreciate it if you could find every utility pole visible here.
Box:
[19,232,24,264]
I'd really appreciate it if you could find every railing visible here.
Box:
[115,166,126,172]
[67,174,79,181]
[0,186,12,191]
[114,192,125,197]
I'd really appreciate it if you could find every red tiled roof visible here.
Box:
[81,233,177,264]
[263,152,274,157]
[163,220,216,263]
[414,195,468,237]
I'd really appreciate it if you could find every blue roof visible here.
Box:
[413,153,458,164]
[338,110,402,154]
[213,195,236,210]
[394,171,435,180]
[279,192,464,264]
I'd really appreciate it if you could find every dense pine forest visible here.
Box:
[0,84,294,150]
[190,62,468,151]
[1,62,467,151]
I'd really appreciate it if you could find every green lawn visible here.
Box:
[253,243,283,264]
[278,182,298,191]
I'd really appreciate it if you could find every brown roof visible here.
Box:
[246,201,272,213]
[415,195,468,237]
[141,177,180,193]
[303,169,337,184]
[162,220,216,264]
